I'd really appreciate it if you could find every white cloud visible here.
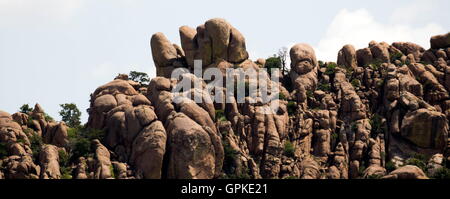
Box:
[314,8,445,62]
[0,0,84,27]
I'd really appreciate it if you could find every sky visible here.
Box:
[0,0,449,123]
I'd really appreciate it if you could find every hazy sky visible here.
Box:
[0,0,449,122]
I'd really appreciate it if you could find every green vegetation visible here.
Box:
[287,101,296,116]
[404,158,427,172]
[283,141,295,158]
[27,116,35,127]
[215,109,227,122]
[29,133,43,162]
[0,143,8,158]
[68,127,105,160]
[278,92,287,101]
[390,51,403,63]
[59,149,72,179]
[59,103,82,128]
[351,79,361,88]
[318,60,325,68]
[431,167,450,179]
[129,71,150,86]
[324,62,337,75]
[110,165,116,179]
[318,83,331,92]
[306,90,314,99]
[264,56,282,75]
[16,138,26,144]
[221,142,249,179]
[385,161,396,173]
[351,123,358,132]
[44,113,54,122]
[331,132,339,141]
[19,104,33,114]
[358,162,366,176]
[369,114,384,137]
[58,149,72,179]
[367,59,383,70]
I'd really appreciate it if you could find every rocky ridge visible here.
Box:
[1,18,450,179]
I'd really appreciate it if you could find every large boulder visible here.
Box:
[337,44,358,70]
[93,140,113,179]
[39,145,61,179]
[430,32,450,49]
[400,108,448,149]
[150,32,179,77]
[165,113,218,179]
[289,43,318,103]
[382,165,428,179]
[130,121,166,179]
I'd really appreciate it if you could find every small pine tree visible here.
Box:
[59,103,82,128]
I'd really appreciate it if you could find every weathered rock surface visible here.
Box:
[1,20,450,180]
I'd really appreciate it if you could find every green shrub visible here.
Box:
[129,71,150,86]
[287,101,296,116]
[29,133,43,161]
[19,104,33,114]
[390,51,403,62]
[318,83,331,92]
[405,158,427,171]
[278,92,287,100]
[71,137,92,159]
[215,109,227,122]
[318,60,325,68]
[27,116,35,127]
[351,123,358,132]
[358,162,367,176]
[385,161,396,173]
[110,165,116,179]
[331,132,339,141]
[222,142,240,175]
[351,79,361,88]
[44,113,54,122]
[306,90,314,99]
[16,138,26,144]
[410,153,427,162]
[370,114,384,136]
[58,149,69,167]
[431,167,450,179]
[0,143,8,158]
[59,103,82,128]
[84,128,106,140]
[367,59,384,70]
[264,56,282,75]
[61,171,72,179]
[324,62,337,75]
[283,141,295,157]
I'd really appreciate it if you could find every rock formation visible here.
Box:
[0,18,449,179]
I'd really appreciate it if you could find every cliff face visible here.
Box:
[1,18,450,179]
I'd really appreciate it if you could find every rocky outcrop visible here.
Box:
[39,144,61,179]
[431,32,450,49]
[382,165,428,179]
[337,44,358,70]
[400,108,448,149]
[1,20,450,180]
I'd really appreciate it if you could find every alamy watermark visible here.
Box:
[170,60,282,114]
